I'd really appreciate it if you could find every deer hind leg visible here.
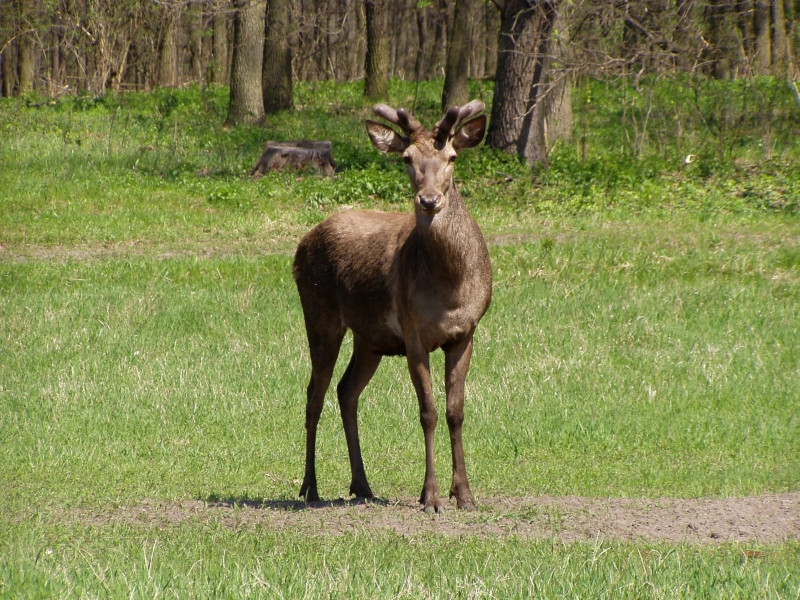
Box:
[336,335,382,499]
[444,335,476,510]
[299,323,345,502]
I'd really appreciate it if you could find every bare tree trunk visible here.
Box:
[705,0,746,79]
[771,0,791,76]
[312,0,322,80]
[484,1,500,78]
[263,0,293,113]
[431,0,449,78]
[227,0,266,125]
[187,1,204,83]
[442,0,473,110]
[673,0,695,70]
[752,0,772,74]
[487,0,560,166]
[326,0,339,79]
[17,0,35,94]
[50,9,64,93]
[414,3,430,80]
[488,0,537,153]
[516,1,563,167]
[1,40,17,97]
[1,1,18,97]
[213,0,232,85]
[159,2,181,87]
[363,0,388,99]
[344,0,364,80]
[790,0,800,78]
[390,0,411,78]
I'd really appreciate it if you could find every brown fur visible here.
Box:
[293,102,492,512]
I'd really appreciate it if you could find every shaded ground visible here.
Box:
[69,493,800,544]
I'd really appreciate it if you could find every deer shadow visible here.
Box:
[200,493,391,512]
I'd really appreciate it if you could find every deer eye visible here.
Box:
[402,154,412,164]
[448,154,457,164]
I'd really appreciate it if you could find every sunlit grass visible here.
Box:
[2,220,797,514]
[2,522,798,599]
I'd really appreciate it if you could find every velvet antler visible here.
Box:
[372,104,424,137]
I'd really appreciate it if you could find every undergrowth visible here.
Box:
[1,76,798,238]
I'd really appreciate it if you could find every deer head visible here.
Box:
[365,101,487,215]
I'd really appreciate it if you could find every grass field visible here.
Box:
[1,79,799,598]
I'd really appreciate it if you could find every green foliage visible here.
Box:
[531,75,800,216]
[574,75,799,164]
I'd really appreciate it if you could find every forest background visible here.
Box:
[2,0,799,169]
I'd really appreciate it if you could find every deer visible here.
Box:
[292,100,492,513]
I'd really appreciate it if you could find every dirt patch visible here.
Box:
[68,493,800,544]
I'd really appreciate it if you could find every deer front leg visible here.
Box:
[444,334,476,509]
[406,347,442,513]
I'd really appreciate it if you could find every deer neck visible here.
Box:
[414,183,484,282]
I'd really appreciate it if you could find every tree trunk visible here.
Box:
[213,0,231,85]
[50,10,64,93]
[159,3,181,87]
[705,0,746,79]
[441,0,472,111]
[488,1,538,154]
[363,0,388,99]
[344,0,363,80]
[753,0,772,74]
[1,39,17,97]
[484,1,500,78]
[1,0,18,97]
[414,3,430,80]
[227,0,266,125]
[771,0,791,76]
[17,0,35,95]
[487,0,563,167]
[326,0,339,79]
[187,1,204,83]
[431,0,450,79]
[517,1,566,167]
[263,0,293,113]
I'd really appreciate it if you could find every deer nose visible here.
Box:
[417,193,442,213]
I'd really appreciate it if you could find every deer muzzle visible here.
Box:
[417,193,443,214]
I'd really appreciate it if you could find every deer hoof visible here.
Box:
[349,481,374,499]
[421,494,445,514]
[450,486,476,510]
[452,493,476,510]
[299,479,320,502]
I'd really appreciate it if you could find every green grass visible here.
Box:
[2,79,799,597]
[3,223,797,511]
[3,523,799,599]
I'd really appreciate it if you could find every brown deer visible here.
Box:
[293,100,492,513]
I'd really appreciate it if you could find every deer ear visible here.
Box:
[452,115,486,152]
[366,120,409,154]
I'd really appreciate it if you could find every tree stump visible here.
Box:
[250,141,336,177]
